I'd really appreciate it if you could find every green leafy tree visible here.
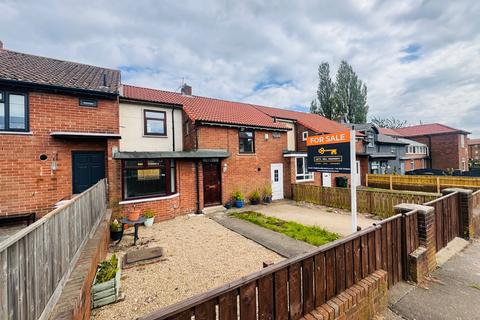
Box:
[370,116,408,128]
[310,62,335,119]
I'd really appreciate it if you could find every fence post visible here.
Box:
[442,188,473,240]
[389,175,393,190]
[366,174,369,187]
[436,177,440,194]
[394,203,436,283]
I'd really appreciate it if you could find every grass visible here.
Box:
[470,283,480,291]
[231,211,340,246]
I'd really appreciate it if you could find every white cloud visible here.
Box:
[1,0,479,136]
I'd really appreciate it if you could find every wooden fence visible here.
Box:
[0,179,108,320]
[140,208,422,320]
[424,192,461,252]
[366,174,480,193]
[292,184,437,218]
[473,190,480,209]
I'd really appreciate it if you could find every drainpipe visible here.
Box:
[428,135,433,168]
[195,160,201,214]
[171,108,176,151]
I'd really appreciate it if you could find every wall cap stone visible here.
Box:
[442,188,473,196]
[394,203,434,214]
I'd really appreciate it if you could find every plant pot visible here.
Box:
[264,196,272,203]
[144,217,154,227]
[110,230,122,241]
[224,202,232,209]
[250,199,260,205]
[91,257,121,308]
[234,200,244,208]
[127,210,140,221]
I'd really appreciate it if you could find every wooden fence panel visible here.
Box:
[473,190,480,208]
[367,174,480,192]
[0,179,107,320]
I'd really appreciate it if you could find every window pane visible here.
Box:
[9,94,26,129]
[125,160,144,168]
[124,167,166,198]
[296,157,304,174]
[146,119,165,134]
[170,165,176,193]
[145,111,165,119]
[239,131,253,139]
[0,102,4,130]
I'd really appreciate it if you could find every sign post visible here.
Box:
[306,130,357,232]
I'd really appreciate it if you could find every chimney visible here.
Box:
[0,40,3,49]
[181,83,192,96]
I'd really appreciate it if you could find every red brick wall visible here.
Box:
[408,133,468,170]
[295,123,316,152]
[404,158,427,171]
[0,90,119,217]
[197,126,287,205]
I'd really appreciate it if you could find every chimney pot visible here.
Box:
[181,83,192,96]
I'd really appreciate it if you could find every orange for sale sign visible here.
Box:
[306,131,350,146]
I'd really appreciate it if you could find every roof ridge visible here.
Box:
[1,48,119,73]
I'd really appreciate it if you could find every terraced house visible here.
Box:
[0,46,355,222]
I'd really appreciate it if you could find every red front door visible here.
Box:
[203,161,221,206]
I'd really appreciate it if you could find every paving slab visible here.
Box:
[209,213,316,258]
[390,241,480,320]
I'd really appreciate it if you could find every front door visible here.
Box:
[203,160,221,206]
[72,151,105,194]
[270,163,284,200]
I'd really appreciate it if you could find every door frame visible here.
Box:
[72,150,106,194]
[270,163,284,200]
[202,159,222,207]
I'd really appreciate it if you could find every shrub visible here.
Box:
[96,255,118,284]
[250,189,261,201]
[263,184,272,197]
[143,209,155,219]
[110,219,121,232]
[232,190,244,201]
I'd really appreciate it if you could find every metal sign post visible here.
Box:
[306,130,358,232]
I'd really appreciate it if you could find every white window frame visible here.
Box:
[460,135,465,148]
[410,160,415,170]
[302,131,308,141]
[295,157,314,182]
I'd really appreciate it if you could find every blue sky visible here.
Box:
[1,0,479,136]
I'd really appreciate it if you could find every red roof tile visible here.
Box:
[394,123,470,137]
[378,127,401,136]
[122,84,288,130]
[253,105,349,134]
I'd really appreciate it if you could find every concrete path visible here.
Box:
[252,200,378,236]
[209,213,316,258]
[389,241,480,320]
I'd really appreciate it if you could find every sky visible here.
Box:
[1,0,479,136]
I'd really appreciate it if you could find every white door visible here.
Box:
[356,161,361,186]
[270,163,284,200]
[322,173,332,187]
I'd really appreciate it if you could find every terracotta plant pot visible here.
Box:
[127,210,140,221]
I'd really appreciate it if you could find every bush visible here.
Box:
[110,220,121,232]
[143,209,155,219]
[232,190,244,201]
[96,255,118,284]
[263,184,272,197]
[250,189,261,201]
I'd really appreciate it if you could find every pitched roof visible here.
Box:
[253,105,348,134]
[121,85,289,130]
[0,48,120,94]
[468,138,480,146]
[378,127,401,136]
[393,123,470,137]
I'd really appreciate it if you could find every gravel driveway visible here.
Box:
[91,215,282,320]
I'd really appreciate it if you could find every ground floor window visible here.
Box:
[296,157,313,181]
[123,159,176,200]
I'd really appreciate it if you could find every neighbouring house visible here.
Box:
[392,123,470,171]
[111,84,290,220]
[379,128,429,172]
[253,106,361,190]
[0,45,121,217]
[350,124,408,175]
[468,138,480,161]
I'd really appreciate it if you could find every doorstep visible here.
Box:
[202,205,226,215]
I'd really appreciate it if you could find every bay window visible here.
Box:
[0,91,28,131]
[296,157,313,181]
[123,159,176,200]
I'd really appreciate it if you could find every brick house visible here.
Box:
[111,84,290,220]
[392,123,470,171]
[468,138,480,161]
[0,46,121,217]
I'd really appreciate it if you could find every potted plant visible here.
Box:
[263,184,273,203]
[110,219,122,241]
[232,190,245,208]
[91,255,121,308]
[143,209,155,227]
[224,200,233,209]
[127,205,140,221]
[249,189,261,205]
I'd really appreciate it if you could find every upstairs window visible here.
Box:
[144,110,166,136]
[302,131,308,141]
[239,128,255,153]
[0,91,28,132]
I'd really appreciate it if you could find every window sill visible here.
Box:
[296,178,315,183]
[237,153,256,156]
[143,134,168,138]
[119,193,179,205]
[0,131,33,136]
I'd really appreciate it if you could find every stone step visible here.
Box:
[202,205,226,215]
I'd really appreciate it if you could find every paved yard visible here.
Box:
[91,215,283,320]
[248,200,378,236]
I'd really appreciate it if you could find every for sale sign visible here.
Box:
[306,131,352,173]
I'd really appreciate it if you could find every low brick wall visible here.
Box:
[49,209,111,320]
[301,270,388,320]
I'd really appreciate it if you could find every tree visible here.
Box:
[311,60,369,123]
[371,116,408,129]
[310,62,335,119]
